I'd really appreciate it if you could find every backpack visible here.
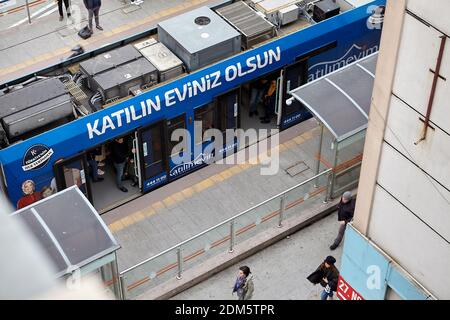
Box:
[78,26,92,40]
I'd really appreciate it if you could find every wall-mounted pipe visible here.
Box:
[415,35,447,145]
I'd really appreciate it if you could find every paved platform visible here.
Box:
[171,213,343,300]
[0,0,228,85]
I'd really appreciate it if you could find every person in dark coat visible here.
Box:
[110,137,130,192]
[320,256,339,300]
[260,79,277,124]
[87,148,104,183]
[330,191,355,250]
[307,256,339,300]
[83,0,103,32]
[56,0,71,21]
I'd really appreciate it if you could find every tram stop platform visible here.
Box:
[0,0,229,85]
[101,117,363,299]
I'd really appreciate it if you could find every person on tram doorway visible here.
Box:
[110,137,130,193]
[87,148,104,183]
[260,79,277,124]
[249,79,267,117]
[122,139,138,188]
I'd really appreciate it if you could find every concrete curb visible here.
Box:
[136,195,345,300]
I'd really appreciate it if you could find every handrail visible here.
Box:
[119,168,332,275]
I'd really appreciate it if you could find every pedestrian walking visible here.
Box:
[307,256,339,300]
[83,0,103,32]
[329,191,355,250]
[232,266,254,300]
[56,0,71,21]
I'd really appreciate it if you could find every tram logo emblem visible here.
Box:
[22,144,54,171]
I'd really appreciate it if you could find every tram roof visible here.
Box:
[11,186,120,278]
[290,52,378,142]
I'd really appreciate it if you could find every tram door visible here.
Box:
[53,152,92,202]
[279,60,308,130]
[135,120,169,192]
[217,88,239,150]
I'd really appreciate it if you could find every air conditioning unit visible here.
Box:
[248,0,264,8]
[157,6,241,72]
[279,4,299,25]
[79,45,142,91]
[136,41,184,82]
[313,0,340,22]
[0,78,73,138]
[92,58,158,101]
[133,38,158,51]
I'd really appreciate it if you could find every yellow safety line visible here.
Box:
[108,128,319,233]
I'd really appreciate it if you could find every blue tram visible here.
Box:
[0,0,385,212]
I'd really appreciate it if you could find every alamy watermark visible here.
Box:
[366,265,382,290]
[169,122,280,176]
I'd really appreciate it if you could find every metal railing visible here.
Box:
[118,168,335,300]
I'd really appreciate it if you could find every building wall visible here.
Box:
[340,225,432,300]
[342,0,450,299]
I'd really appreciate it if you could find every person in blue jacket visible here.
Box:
[83,0,103,32]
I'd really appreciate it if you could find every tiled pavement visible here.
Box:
[0,0,228,84]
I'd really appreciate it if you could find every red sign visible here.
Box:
[337,276,365,300]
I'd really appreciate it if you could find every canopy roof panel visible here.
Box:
[290,52,377,141]
[12,186,120,277]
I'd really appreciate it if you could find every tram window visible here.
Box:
[167,114,186,156]
[194,103,216,144]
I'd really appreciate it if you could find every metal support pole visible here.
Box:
[329,140,339,200]
[278,195,285,227]
[324,170,333,203]
[25,0,32,24]
[314,124,324,187]
[100,265,107,282]
[119,276,127,300]
[111,258,121,300]
[176,247,183,280]
[229,221,235,253]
